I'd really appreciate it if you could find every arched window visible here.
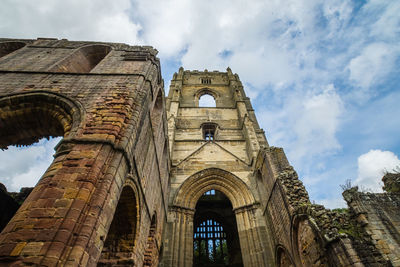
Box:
[199,94,216,107]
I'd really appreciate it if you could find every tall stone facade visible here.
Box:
[0,38,169,266]
[0,38,399,266]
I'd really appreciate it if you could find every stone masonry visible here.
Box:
[0,38,399,266]
[0,38,169,266]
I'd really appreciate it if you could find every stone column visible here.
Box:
[0,141,129,266]
[234,205,270,267]
[164,206,195,267]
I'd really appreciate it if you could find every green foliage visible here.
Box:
[332,208,348,214]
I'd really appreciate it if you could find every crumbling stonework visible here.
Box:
[343,183,400,266]
[0,38,169,266]
[0,38,399,267]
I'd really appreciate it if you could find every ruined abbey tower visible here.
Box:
[0,38,399,266]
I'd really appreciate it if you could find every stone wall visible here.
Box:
[0,38,169,266]
[344,185,400,266]
[255,147,366,266]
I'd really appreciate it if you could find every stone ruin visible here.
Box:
[0,38,399,266]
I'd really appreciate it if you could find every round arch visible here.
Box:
[195,88,219,100]
[0,91,84,149]
[174,168,256,210]
[194,88,219,107]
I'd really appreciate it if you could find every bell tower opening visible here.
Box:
[193,190,243,267]
[199,94,216,107]
[202,123,217,141]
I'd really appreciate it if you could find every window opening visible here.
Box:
[0,137,61,232]
[204,189,216,195]
[201,78,211,84]
[199,94,216,107]
[0,93,76,233]
[202,123,217,141]
[50,44,111,73]
[194,219,228,265]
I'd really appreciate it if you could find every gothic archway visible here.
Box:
[193,190,243,267]
[166,168,269,267]
[194,88,218,107]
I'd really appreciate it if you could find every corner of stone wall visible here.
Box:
[341,187,394,266]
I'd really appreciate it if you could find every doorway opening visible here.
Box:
[193,190,243,267]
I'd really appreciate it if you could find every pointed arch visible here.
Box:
[194,88,219,107]
[174,168,255,210]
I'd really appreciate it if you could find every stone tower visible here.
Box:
[161,68,377,267]
[162,68,273,266]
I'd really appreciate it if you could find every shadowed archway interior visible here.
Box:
[98,186,138,266]
[193,190,243,267]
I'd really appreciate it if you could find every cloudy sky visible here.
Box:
[1,0,399,208]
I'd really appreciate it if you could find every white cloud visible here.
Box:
[355,149,400,192]
[293,85,343,157]
[367,0,400,41]
[318,197,347,210]
[347,43,398,89]
[199,94,216,107]
[259,84,344,164]
[0,0,141,44]
[0,0,399,210]
[0,138,60,192]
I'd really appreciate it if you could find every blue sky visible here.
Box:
[0,0,399,208]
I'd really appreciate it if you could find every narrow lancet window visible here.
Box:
[202,123,217,141]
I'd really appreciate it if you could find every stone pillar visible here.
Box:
[234,205,270,267]
[164,206,195,267]
[0,140,129,266]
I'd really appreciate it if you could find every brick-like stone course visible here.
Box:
[1,38,399,267]
[0,38,168,266]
